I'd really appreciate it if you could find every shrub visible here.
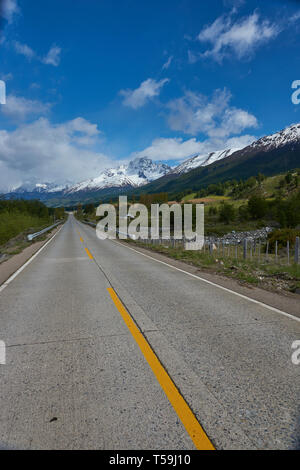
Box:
[219,203,236,224]
[267,228,300,249]
[273,190,300,227]
[248,195,267,219]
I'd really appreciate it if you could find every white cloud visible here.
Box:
[1,0,19,24]
[162,55,173,70]
[197,12,280,62]
[42,45,61,66]
[120,78,169,109]
[131,134,256,162]
[13,41,35,60]
[166,88,258,137]
[12,41,62,66]
[0,117,112,191]
[289,11,300,23]
[1,95,51,120]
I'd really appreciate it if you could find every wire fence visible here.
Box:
[80,219,299,266]
[137,236,300,266]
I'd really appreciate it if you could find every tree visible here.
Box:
[273,190,300,227]
[257,173,265,183]
[247,195,267,219]
[219,203,236,224]
[84,203,95,215]
[77,204,83,216]
[285,172,293,185]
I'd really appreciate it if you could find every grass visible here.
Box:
[0,211,52,246]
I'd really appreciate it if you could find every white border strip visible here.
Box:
[111,239,300,324]
[0,225,63,293]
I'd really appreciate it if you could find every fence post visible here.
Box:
[243,238,247,260]
[287,240,290,265]
[209,240,213,255]
[266,241,269,260]
[275,240,278,263]
[295,237,299,264]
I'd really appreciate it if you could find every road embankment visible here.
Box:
[0,224,63,287]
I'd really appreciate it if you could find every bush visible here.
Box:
[267,228,300,249]
[208,206,217,216]
[248,195,267,219]
[219,203,236,224]
[273,190,300,227]
[238,204,249,221]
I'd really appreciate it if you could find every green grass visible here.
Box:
[181,192,197,201]
[0,211,52,246]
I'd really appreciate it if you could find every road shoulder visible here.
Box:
[0,225,62,287]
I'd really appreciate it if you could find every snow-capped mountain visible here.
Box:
[170,123,300,176]
[5,123,300,204]
[239,123,300,154]
[10,182,69,194]
[8,157,171,197]
[171,148,242,175]
[64,157,171,194]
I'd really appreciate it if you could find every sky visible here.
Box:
[0,0,300,191]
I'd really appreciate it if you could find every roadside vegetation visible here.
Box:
[0,199,65,258]
[74,169,300,294]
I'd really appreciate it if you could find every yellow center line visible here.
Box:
[85,247,94,260]
[80,237,84,243]
[107,287,215,451]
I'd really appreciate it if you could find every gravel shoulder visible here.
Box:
[0,225,62,287]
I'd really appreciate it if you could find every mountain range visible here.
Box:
[4,123,300,206]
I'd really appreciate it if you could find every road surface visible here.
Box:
[0,214,299,449]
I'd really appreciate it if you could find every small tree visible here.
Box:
[84,203,95,215]
[285,172,293,185]
[77,204,83,217]
[248,195,267,219]
[219,203,236,224]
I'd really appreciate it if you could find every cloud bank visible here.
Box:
[0,117,112,191]
[166,88,258,137]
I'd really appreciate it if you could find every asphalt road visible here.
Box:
[0,214,299,450]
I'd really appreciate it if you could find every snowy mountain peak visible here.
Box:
[127,157,171,179]
[10,182,68,194]
[64,157,171,194]
[250,123,300,151]
[172,148,242,175]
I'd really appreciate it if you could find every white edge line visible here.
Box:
[0,225,63,293]
[110,239,300,324]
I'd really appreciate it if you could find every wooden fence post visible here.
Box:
[295,237,299,264]
[243,238,247,260]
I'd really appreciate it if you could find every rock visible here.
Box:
[205,226,274,246]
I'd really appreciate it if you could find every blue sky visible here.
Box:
[0,0,300,190]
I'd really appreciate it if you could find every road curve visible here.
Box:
[0,214,299,449]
